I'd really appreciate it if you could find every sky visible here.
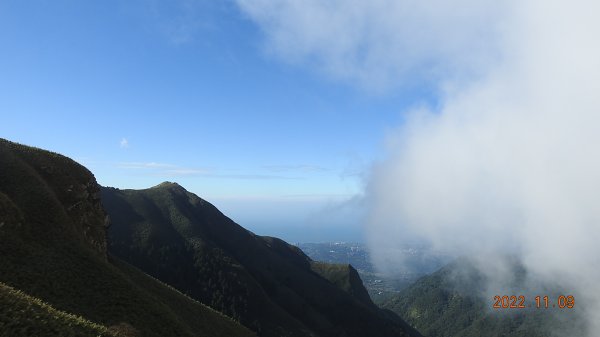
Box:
[3,0,600,334]
[0,0,433,242]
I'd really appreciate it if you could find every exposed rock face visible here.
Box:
[62,180,109,258]
[0,138,108,259]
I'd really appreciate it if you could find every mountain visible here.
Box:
[309,262,372,307]
[0,281,112,336]
[382,257,586,337]
[101,182,421,337]
[298,242,451,304]
[0,138,254,337]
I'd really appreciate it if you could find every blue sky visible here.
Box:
[4,3,599,305]
[0,0,434,242]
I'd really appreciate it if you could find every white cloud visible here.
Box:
[118,162,207,176]
[117,162,302,179]
[365,1,600,334]
[236,0,510,91]
[119,138,129,149]
[239,0,600,334]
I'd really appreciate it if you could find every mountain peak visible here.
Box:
[152,181,184,190]
[102,184,422,337]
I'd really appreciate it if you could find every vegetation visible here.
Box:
[102,183,421,337]
[0,282,112,337]
[383,258,587,337]
[298,242,450,305]
[310,262,373,307]
[0,138,254,337]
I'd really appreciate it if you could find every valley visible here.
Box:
[297,242,450,304]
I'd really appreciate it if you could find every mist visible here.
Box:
[238,0,600,334]
[366,1,600,331]
[236,0,510,91]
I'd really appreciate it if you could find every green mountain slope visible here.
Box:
[0,138,254,337]
[382,258,586,337]
[102,182,421,337]
[309,261,373,307]
[0,281,113,337]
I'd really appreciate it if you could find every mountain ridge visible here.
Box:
[102,182,422,337]
[382,257,586,337]
[0,138,255,337]
[0,137,420,337]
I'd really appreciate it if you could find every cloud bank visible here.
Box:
[238,0,600,334]
[236,0,510,91]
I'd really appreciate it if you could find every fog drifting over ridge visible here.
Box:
[238,0,600,334]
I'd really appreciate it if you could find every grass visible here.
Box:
[0,209,254,337]
[0,281,112,337]
[0,138,255,337]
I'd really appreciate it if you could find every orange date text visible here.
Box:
[492,295,575,309]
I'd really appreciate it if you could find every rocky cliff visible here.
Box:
[0,139,108,259]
